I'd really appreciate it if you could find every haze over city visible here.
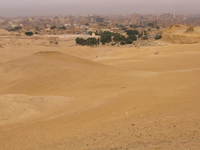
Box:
[0,0,200,16]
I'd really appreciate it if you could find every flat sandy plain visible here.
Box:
[0,32,200,150]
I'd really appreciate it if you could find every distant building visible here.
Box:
[90,16,105,23]
[95,17,104,23]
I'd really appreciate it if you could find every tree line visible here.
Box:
[75,30,141,46]
[76,29,162,46]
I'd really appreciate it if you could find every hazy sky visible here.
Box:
[0,0,199,16]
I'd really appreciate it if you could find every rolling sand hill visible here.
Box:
[163,24,200,44]
[0,29,11,36]
[0,51,114,95]
[0,31,200,150]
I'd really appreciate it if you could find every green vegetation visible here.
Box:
[126,30,139,36]
[25,31,34,36]
[86,38,100,46]
[87,31,93,35]
[123,30,139,44]
[113,33,126,43]
[76,37,99,46]
[76,30,142,46]
[155,34,162,40]
[76,37,86,45]
[100,31,113,44]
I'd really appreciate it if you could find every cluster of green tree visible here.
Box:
[99,31,113,44]
[129,24,144,28]
[75,37,100,46]
[129,23,160,29]
[25,31,34,36]
[50,25,67,30]
[76,29,164,46]
[100,30,140,45]
[76,30,141,46]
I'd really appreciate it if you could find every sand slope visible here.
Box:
[163,25,200,44]
[0,50,125,126]
[0,38,200,150]
[0,51,115,95]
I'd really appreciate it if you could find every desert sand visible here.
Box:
[0,31,200,150]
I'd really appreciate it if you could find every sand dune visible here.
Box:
[0,29,11,36]
[0,36,200,150]
[0,50,124,126]
[0,51,115,95]
[163,24,200,44]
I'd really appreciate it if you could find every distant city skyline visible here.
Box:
[0,0,200,17]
